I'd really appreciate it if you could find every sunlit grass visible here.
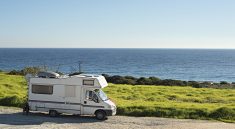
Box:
[104,83,235,122]
[104,84,235,109]
[0,72,234,122]
[0,72,27,107]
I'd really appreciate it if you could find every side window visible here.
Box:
[32,85,53,94]
[85,90,99,103]
[83,80,94,86]
[86,91,93,100]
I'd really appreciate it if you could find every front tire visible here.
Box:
[95,110,106,120]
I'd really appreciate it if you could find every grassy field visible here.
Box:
[0,72,27,107]
[0,72,234,122]
[103,84,235,122]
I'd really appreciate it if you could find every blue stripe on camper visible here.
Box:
[36,106,81,111]
[29,100,104,108]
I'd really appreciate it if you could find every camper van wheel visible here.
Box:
[95,110,106,120]
[22,103,29,115]
[49,110,58,117]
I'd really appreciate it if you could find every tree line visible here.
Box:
[102,74,235,89]
[3,67,235,89]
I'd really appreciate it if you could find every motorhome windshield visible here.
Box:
[95,89,108,101]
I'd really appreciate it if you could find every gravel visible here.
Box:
[0,107,234,129]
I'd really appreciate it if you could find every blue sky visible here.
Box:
[0,0,235,48]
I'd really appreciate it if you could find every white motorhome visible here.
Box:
[24,72,116,120]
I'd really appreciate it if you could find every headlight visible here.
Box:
[111,105,116,110]
[107,105,115,109]
[107,105,112,108]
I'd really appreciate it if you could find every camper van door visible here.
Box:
[82,88,103,115]
[63,85,81,114]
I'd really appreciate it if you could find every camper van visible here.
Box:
[24,72,116,120]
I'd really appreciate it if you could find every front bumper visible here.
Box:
[104,107,116,116]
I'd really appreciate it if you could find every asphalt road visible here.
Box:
[0,107,234,129]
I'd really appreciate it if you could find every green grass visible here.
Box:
[0,72,234,122]
[103,84,235,122]
[0,72,27,107]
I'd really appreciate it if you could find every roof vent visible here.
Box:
[80,74,93,77]
[37,71,60,78]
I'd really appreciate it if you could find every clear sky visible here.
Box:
[0,0,235,48]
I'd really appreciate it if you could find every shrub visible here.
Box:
[118,106,211,120]
[124,76,138,81]
[220,81,229,85]
[0,96,26,107]
[149,77,161,85]
[159,79,186,86]
[188,109,209,119]
[104,75,137,85]
[69,72,83,76]
[8,70,24,75]
[8,66,42,76]
[136,77,152,85]
[102,74,234,89]
[209,107,235,120]
[22,66,42,75]
[188,81,200,88]
[101,74,110,79]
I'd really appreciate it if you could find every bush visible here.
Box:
[149,77,161,85]
[101,74,110,79]
[188,109,209,119]
[117,106,210,120]
[0,96,26,107]
[136,77,152,85]
[102,74,234,89]
[209,107,235,120]
[159,79,186,86]
[104,75,137,85]
[8,70,24,75]
[188,81,200,88]
[124,76,137,81]
[220,81,229,85]
[22,66,42,75]
[104,75,187,87]
[8,67,42,76]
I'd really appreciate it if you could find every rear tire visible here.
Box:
[22,103,29,115]
[49,110,58,117]
[95,110,106,120]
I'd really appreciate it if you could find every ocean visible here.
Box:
[0,48,235,82]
